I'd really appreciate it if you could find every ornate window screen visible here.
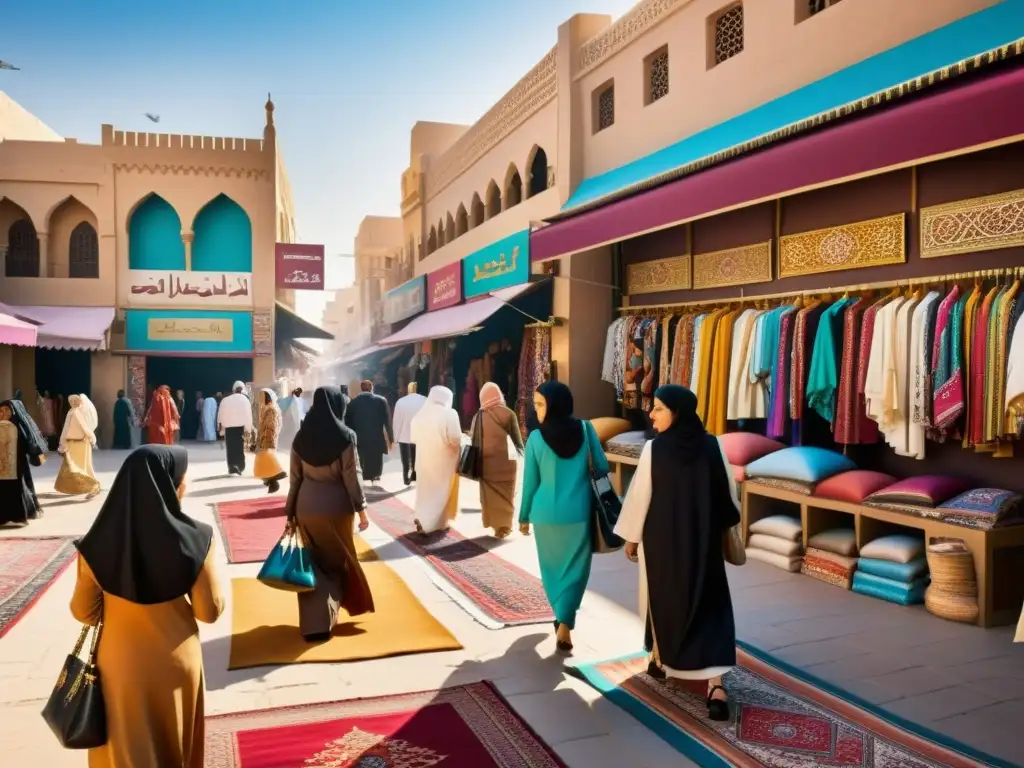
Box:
[646,48,669,105]
[6,219,39,278]
[714,4,744,66]
[69,222,100,278]
[595,83,615,133]
[808,0,842,18]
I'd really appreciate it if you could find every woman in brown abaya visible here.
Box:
[286,386,374,642]
[472,382,524,538]
[70,445,224,767]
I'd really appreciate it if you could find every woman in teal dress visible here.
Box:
[519,381,608,652]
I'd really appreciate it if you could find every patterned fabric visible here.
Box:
[767,308,796,438]
[802,560,853,589]
[746,477,815,495]
[517,326,551,435]
[937,487,1024,527]
[672,315,694,387]
[0,537,77,639]
[641,318,659,411]
[804,546,858,572]
[606,430,647,459]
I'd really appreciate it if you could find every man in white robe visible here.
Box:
[277,388,306,450]
[392,382,427,485]
[410,386,465,534]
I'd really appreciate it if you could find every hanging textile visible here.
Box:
[516,326,551,436]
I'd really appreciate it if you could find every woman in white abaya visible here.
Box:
[54,394,101,499]
[410,386,465,535]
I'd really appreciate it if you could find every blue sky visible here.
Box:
[1,0,636,320]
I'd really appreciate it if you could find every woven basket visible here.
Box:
[925,586,979,624]
[925,539,977,598]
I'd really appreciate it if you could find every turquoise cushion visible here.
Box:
[857,556,928,583]
[745,447,855,484]
[852,571,929,606]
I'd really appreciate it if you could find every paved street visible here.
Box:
[2,442,1022,766]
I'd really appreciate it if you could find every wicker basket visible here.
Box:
[924,538,979,622]
[925,586,980,624]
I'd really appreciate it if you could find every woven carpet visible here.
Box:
[206,681,566,767]
[367,495,553,628]
[571,646,1001,768]
[0,536,77,639]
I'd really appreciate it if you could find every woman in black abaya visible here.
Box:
[614,384,740,721]
[0,398,48,525]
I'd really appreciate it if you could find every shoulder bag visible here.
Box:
[586,423,624,553]
[724,524,746,566]
[258,524,317,592]
[457,411,484,481]
[42,622,107,749]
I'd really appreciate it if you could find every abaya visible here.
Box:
[345,389,393,481]
[287,387,374,637]
[615,385,740,680]
[0,399,47,525]
[70,445,223,768]
[410,386,464,533]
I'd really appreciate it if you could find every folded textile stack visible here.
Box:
[801,528,859,589]
[851,534,929,605]
[924,538,979,624]
[746,515,803,572]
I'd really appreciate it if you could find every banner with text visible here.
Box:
[125,309,254,354]
[462,229,530,299]
[383,275,426,325]
[127,270,253,307]
[275,243,325,290]
[427,261,462,310]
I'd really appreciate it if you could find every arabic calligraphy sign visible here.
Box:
[147,319,234,343]
[125,310,254,354]
[427,261,462,310]
[382,275,426,325]
[275,243,325,291]
[127,270,253,307]
[462,229,530,299]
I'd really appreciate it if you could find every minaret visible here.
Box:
[264,93,276,144]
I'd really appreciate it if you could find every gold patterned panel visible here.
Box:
[627,254,691,294]
[920,189,1024,258]
[693,242,772,290]
[779,214,905,278]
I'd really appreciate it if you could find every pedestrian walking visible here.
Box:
[217,382,253,475]
[391,382,426,485]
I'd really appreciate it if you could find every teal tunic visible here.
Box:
[113,397,134,450]
[520,421,608,629]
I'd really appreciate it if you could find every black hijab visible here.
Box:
[76,445,212,605]
[292,385,356,467]
[536,381,584,459]
[1,399,47,459]
[653,384,707,459]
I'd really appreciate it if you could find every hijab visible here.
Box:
[479,381,505,409]
[426,385,454,409]
[76,445,212,604]
[0,398,47,458]
[536,381,584,459]
[653,384,707,459]
[292,385,356,467]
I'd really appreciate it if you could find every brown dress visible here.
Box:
[70,546,224,768]
[285,444,375,637]
[473,405,524,532]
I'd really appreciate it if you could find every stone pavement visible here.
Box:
[1,442,1022,766]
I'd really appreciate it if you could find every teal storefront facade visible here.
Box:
[462,228,530,299]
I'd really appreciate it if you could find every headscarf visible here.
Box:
[479,381,505,409]
[147,387,176,431]
[536,381,584,459]
[292,386,356,467]
[76,445,212,605]
[0,398,47,459]
[426,385,454,409]
[653,384,707,459]
[260,388,278,407]
[232,381,245,393]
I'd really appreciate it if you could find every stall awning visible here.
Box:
[531,63,1024,262]
[275,301,334,341]
[0,312,37,347]
[329,344,383,367]
[2,305,115,350]
[377,282,538,348]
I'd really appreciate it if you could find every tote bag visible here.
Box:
[457,412,484,481]
[586,425,624,553]
[42,623,106,749]
[258,525,317,592]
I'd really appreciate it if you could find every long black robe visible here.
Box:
[344,392,393,480]
[0,400,48,525]
[113,397,134,449]
[644,432,739,672]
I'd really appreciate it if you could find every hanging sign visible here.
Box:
[275,243,325,290]
[127,270,253,307]
[427,261,462,310]
[382,275,426,325]
[462,229,530,299]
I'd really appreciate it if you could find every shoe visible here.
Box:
[403,476,411,486]
[646,661,667,680]
[267,480,280,494]
[554,622,573,653]
[302,632,330,643]
[410,472,417,482]
[706,685,730,721]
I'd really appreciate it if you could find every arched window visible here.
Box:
[427,227,437,254]
[69,222,99,278]
[528,147,549,197]
[505,167,523,209]
[128,194,185,270]
[445,213,456,243]
[470,194,485,229]
[455,205,468,237]
[485,182,501,220]
[437,219,446,247]
[192,194,252,272]
[6,219,39,277]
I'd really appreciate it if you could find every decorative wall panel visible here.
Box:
[252,310,272,357]
[779,213,905,278]
[692,242,772,290]
[627,254,691,294]
[920,189,1024,258]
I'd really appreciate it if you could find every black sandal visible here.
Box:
[706,685,730,721]
[646,660,666,680]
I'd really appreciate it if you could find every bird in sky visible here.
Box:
[0,60,20,71]
[145,113,160,123]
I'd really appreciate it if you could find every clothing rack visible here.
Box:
[618,266,1024,315]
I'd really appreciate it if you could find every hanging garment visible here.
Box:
[674,315,696,388]
[689,315,707,397]
[727,309,763,421]
[1005,311,1024,437]
[805,299,848,425]
[706,309,739,435]
[968,286,999,447]
[907,292,941,459]
[928,286,961,441]
[865,297,904,433]
[601,318,624,386]
[834,298,876,445]
[767,307,797,439]
[991,280,1019,447]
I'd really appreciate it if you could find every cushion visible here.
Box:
[606,430,647,459]
[859,534,925,564]
[802,561,853,590]
[852,571,929,606]
[937,488,1024,525]
[718,432,786,467]
[857,556,929,583]
[807,528,858,557]
[590,417,633,446]
[746,547,802,572]
[865,475,972,508]
[804,547,859,572]
[747,477,815,495]
[749,514,802,542]
[815,470,897,504]
[732,464,746,483]
[745,447,855,484]
[748,534,803,558]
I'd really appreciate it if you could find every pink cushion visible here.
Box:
[815,471,897,504]
[732,464,746,482]
[866,475,972,508]
[719,432,785,467]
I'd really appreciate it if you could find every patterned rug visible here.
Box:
[206,681,567,767]
[571,646,999,768]
[0,536,77,639]
[211,497,292,564]
[367,496,553,628]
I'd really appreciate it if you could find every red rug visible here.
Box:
[367,495,553,627]
[212,497,290,564]
[0,536,77,639]
[206,681,566,767]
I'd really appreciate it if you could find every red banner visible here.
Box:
[275,243,324,290]
[427,261,462,310]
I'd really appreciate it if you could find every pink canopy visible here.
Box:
[0,312,38,347]
[0,305,115,350]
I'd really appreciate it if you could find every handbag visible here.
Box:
[257,525,317,592]
[723,524,746,566]
[586,425,624,553]
[457,412,484,481]
[41,623,107,749]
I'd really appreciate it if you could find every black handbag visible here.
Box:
[586,426,624,553]
[457,412,484,481]
[42,622,107,749]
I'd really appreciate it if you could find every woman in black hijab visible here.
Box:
[69,445,224,767]
[287,386,374,642]
[614,385,740,721]
[0,398,48,525]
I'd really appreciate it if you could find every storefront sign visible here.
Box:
[383,276,426,325]
[127,270,253,307]
[427,261,462,310]
[125,309,254,354]
[462,229,530,299]
[275,243,325,290]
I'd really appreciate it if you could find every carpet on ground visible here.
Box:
[205,681,566,768]
[228,555,461,669]
[570,645,1002,768]
[367,495,554,628]
[0,536,77,639]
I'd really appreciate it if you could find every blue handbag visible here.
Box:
[257,526,317,593]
